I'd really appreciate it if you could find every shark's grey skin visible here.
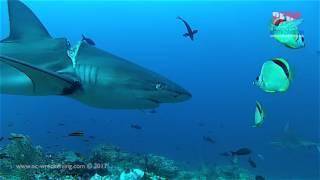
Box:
[0,0,191,109]
[271,122,320,152]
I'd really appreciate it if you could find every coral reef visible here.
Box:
[0,134,256,179]
[120,168,144,180]
[144,154,179,178]
[0,133,46,179]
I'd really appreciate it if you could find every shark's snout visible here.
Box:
[150,81,192,104]
[172,87,192,102]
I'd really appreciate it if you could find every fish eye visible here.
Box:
[155,82,166,90]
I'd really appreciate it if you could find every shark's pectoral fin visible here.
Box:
[0,55,81,95]
[183,33,190,37]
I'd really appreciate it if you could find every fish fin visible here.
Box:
[256,154,265,160]
[81,34,85,39]
[0,55,81,95]
[193,30,198,34]
[277,19,303,33]
[290,18,303,27]
[284,44,295,49]
[183,33,190,37]
[1,0,51,42]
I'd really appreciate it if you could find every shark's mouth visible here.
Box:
[134,98,159,109]
[147,98,161,104]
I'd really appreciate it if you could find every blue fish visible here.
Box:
[82,34,96,46]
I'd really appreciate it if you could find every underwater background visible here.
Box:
[0,0,319,179]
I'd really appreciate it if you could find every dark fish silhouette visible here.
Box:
[255,175,266,180]
[203,136,215,144]
[8,136,24,141]
[66,40,71,49]
[0,153,11,159]
[7,122,14,127]
[82,34,96,46]
[220,152,231,157]
[248,157,257,168]
[197,122,205,127]
[68,132,84,137]
[177,16,198,41]
[0,137,4,142]
[130,124,142,130]
[231,148,251,156]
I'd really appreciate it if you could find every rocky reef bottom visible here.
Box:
[0,134,257,179]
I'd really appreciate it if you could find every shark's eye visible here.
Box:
[155,82,166,90]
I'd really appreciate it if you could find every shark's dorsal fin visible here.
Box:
[1,0,51,42]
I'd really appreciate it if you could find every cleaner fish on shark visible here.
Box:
[0,0,191,109]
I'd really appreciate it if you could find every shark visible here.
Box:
[0,0,192,109]
[271,122,320,152]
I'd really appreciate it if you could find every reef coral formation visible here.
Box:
[0,134,255,179]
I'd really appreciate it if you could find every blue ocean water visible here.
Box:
[0,0,319,179]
